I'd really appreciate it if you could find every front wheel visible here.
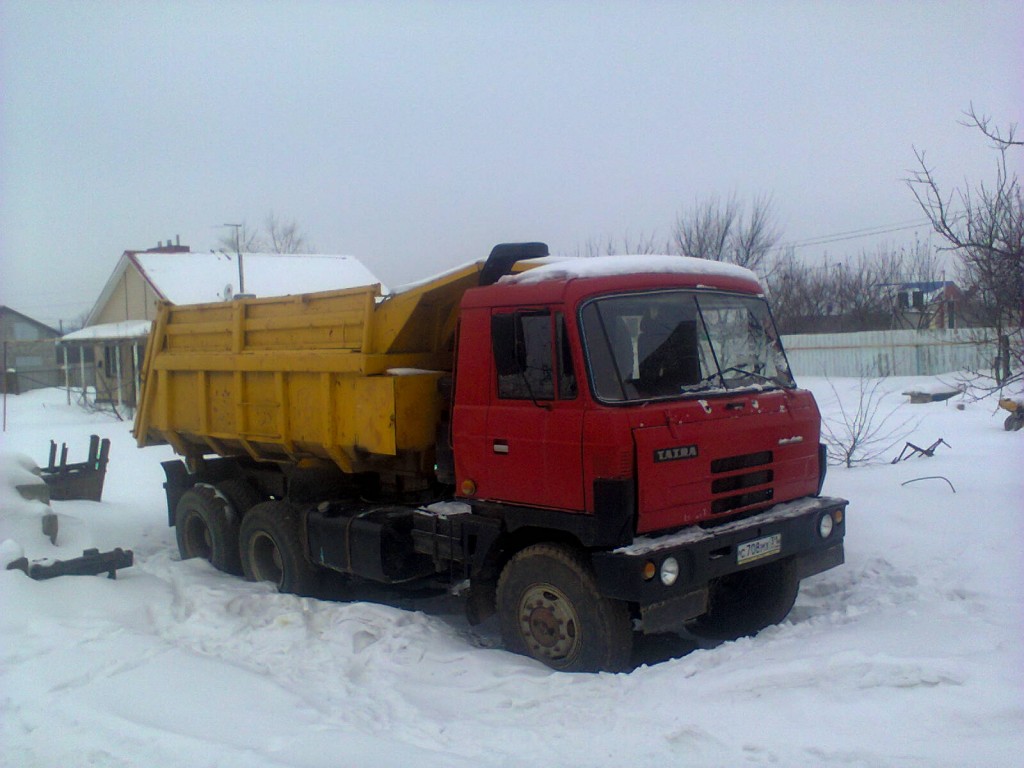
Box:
[239,501,321,596]
[496,543,632,672]
[687,557,799,641]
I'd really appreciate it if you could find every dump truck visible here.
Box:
[134,242,847,671]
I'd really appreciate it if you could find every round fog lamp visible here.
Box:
[818,513,834,539]
[660,557,680,586]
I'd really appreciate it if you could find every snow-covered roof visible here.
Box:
[86,250,381,326]
[133,252,381,305]
[61,320,152,343]
[501,255,759,286]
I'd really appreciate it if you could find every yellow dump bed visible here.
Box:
[134,261,484,475]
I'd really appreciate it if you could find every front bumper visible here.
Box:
[591,496,847,633]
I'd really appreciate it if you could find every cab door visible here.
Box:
[478,309,585,511]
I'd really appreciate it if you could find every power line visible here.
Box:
[783,218,934,250]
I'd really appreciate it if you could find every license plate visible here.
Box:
[737,533,782,565]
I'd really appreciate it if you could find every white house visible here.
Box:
[62,241,381,409]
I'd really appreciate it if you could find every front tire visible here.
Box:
[496,543,632,672]
[239,501,321,596]
[688,557,799,641]
[174,484,242,574]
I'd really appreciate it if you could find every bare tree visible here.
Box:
[821,376,917,468]
[908,107,1023,386]
[263,212,310,254]
[672,194,781,272]
[574,231,665,258]
[764,250,882,334]
[219,222,263,253]
[899,236,945,284]
[765,241,944,335]
[763,248,831,333]
[961,103,1023,150]
[218,213,312,254]
[831,251,898,330]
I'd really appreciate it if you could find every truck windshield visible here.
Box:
[580,290,795,402]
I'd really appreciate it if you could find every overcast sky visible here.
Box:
[2,1,1021,327]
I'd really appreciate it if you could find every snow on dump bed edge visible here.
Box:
[501,255,759,286]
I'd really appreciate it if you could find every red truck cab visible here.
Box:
[450,254,845,669]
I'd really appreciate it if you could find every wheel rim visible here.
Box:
[183,512,213,561]
[250,530,284,587]
[517,584,581,667]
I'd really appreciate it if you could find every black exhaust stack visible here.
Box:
[479,242,549,286]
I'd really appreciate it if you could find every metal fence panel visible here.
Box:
[781,328,999,377]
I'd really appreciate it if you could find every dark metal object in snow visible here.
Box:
[999,398,1024,431]
[891,438,950,463]
[40,434,110,501]
[900,476,956,493]
[904,389,961,404]
[5,548,134,580]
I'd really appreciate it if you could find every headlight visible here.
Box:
[660,557,680,586]
[818,513,834,539]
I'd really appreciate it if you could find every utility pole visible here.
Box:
[223,223,245,295]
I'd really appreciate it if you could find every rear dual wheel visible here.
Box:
[174,484,243,575]
[239,501,321,597]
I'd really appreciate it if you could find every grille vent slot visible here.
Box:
[712,469,773,494]
[711,488,774,515]
[711,450,772,473]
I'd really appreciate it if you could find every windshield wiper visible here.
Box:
[689,366,779,391]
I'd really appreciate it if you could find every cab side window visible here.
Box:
[492,311,577,401]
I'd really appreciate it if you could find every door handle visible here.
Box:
[493,440,509,455]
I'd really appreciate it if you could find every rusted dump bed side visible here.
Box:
[133,263,483,474]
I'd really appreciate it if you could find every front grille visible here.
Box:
[710,450,774,515]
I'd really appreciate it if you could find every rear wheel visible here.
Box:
[688,557,799,641]
[496,543,632,672]
[239,501,321,596]
[174,484,242,574]
[216,478,263,517]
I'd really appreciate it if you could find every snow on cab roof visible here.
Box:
[501,255,759,286]
[134,252,382,305]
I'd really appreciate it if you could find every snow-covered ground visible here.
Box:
[1,379,1022,767]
